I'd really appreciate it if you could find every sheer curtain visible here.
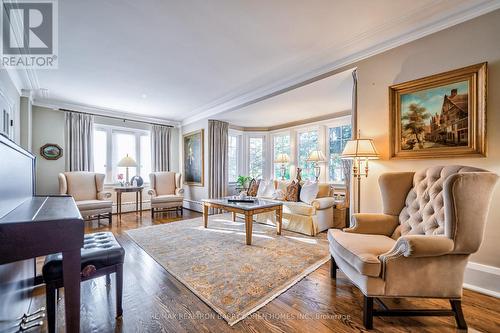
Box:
[64,111,94,171]
[151,125,171,172]
[208,120,228,200]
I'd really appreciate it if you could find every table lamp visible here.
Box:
[273,153,290,180]
[117,154,137,186]
[341,133,379,213]
[307,149,326,181]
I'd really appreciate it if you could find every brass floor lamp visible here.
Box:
[341,136,379,213]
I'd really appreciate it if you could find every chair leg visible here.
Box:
[330,256,337,279]
[108,212,112,226]
[151,208,154,219]
[46,284,56,333]
[363,296,374,329]
[450,299,467,330]
[180,206,183,215]
[116,264,123,318]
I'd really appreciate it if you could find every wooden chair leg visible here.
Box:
[108,212,112,226]
[46,284,57,333]
[450,299,467,329]
[330,256,337,279]
[363,295,374,329]
[151,208,154,219]
[116,264,123,318]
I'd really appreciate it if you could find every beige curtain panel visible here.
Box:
[208,120,228,200]
[64,111,94,171]
[151,125,171,172]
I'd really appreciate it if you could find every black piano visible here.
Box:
[0,134,84,333]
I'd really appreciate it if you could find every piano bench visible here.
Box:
[42,232,125,333]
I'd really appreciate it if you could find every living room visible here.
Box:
[1,1,500,332]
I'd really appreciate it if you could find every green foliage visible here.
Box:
[236,175,251,187]
[402,103,430,142]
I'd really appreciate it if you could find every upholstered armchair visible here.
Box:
[148,172,184,217]
[58,172,113,225]
[328,166,498,329]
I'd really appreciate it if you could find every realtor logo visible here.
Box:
[1,0,58,68]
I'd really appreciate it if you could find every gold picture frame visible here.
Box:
[183,129,204,186]
[389,63,487,159]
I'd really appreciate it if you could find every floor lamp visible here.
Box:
[273,153,290,180]
[341,136,379,213]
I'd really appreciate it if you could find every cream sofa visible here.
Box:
[254,181,337,236]
[329,166,498,329]
[58,172,113,225]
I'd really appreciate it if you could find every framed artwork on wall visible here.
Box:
[40,143,63,160]
[183,129,204,186]
[389,62,487,159]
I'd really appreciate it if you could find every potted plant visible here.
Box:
[236,175,251,189]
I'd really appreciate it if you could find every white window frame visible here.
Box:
[227,132,242,184]
[325,116,352,186]
[247,134,266,180]
[271,131,291,180]
[93,124,151,185]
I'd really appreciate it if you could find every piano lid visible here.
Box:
[0,196,82,223]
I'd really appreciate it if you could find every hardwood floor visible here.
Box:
[30,210,500,333]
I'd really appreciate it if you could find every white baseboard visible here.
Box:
[183,199,203,213]
[463,262,500,298]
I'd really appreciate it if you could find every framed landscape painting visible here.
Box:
[389,63,487,159]
[183,129,204,186]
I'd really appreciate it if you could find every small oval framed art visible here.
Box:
[40,143,63,160]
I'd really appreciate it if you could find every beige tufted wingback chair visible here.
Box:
[59,172,113,225]
[328,166,498,329]
[148,172,184,217]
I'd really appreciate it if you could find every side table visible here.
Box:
[114,186,143,220]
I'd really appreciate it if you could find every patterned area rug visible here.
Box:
[126,214,329,325]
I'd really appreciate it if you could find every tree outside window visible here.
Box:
[298,130,318,181]
[329,125,352,183]
[273,134,290,180]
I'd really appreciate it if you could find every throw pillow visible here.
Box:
[300,181,319,205]
[247,179,260,197]
[284,180,300,202]
[257,180,274,198]
[272,189,286,200]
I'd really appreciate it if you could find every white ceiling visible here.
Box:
[19,0,500,125]
[215,68,353,128]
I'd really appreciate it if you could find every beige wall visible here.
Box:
[348,9,500,268]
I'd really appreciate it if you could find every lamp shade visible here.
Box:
[274,153,290,164]
[341,139,379,159]
[117,154,137,167]
[307,149,326,162]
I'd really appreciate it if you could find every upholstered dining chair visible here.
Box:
[328,165,498,330]
[58,172,113,225]
[148,172,184,217]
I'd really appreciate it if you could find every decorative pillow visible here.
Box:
[300,181,319,205]
[284,180,300,202]
[247,179,260,197]
[257,180,274,198]
[272,189,286,200]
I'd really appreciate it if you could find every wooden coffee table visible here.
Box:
[202,198,283,245]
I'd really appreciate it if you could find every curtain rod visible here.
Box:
[58,108,174,128]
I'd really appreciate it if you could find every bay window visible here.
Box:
[248,136,264,179]
[328,124,352,184]
[273,133,290,180]
[228,134,239,183]
[297,130,318,181]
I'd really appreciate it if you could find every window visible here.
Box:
[273,134,290,180]
[228,134,239,183]
[93,129,108,177]
[93,125,151,184]
[328,125,352,183]
[248,137,264,179]
[298,130,318,181]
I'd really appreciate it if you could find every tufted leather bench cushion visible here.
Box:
[396,165,485,237]
[43,232,125,282]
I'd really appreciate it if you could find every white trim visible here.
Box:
[463,261,500,298]
[33,98,180,127]
[181,0,500,126]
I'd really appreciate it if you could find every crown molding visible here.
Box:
[33,98,181,127]
[181,0,500,126]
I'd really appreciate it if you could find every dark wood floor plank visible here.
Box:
[27,210,500,333]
